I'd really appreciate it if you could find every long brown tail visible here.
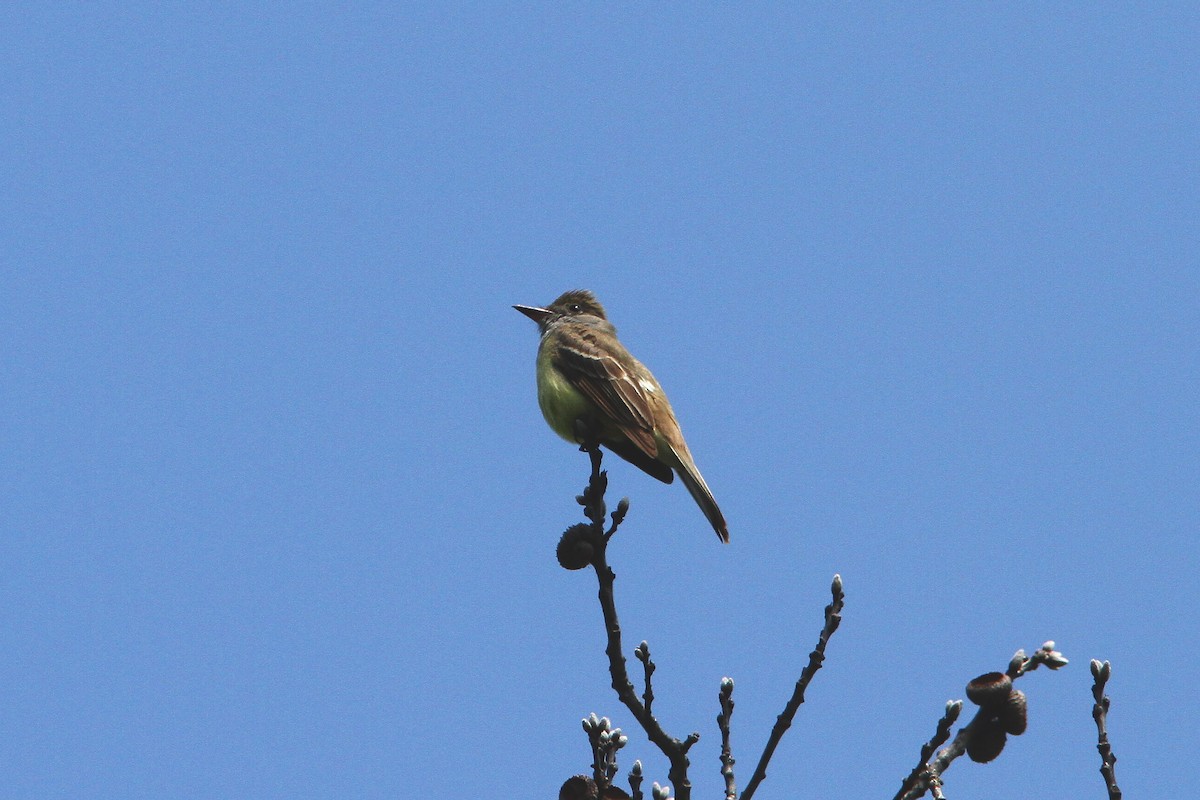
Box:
[671,449,729,543]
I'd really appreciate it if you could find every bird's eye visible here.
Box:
[569,304,581,312]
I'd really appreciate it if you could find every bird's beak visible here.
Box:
[513,304,552,324]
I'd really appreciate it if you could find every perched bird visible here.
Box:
[514,290,729,542]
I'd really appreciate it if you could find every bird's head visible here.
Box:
[514,289,608,331]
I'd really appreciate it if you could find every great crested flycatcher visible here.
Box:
[514,290,729,543]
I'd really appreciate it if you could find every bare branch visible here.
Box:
[578,444,698,800]
[1090,660,1122,800]
[583,713,628,790]
[894,701,962,800]
[628,760,644,800]
[634,642,656,714]
[716,677,736,800]
[1007,641,1069,678]
[740,574,845,800]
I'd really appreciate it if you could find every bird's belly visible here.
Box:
[537,365,595,443]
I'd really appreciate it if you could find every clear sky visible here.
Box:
[2,4,1195,798]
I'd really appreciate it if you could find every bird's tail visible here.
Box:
[669,445,729,543]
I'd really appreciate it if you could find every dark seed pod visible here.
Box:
[966,720,1007,763]
[559,775,598,800]
[966,672,1013,708]
[1000,688,1028,735]
[557,523,595,570]
[558,775,629,800]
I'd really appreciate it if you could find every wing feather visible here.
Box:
[553,325,659,459]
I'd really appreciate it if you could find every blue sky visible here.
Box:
[2,4,1196,798]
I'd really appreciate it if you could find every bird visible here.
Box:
[514,289,729,542]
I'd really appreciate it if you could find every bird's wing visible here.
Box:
[553,325,660,459]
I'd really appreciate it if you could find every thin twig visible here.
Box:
[893,701,962,800]
[740,574,845,800]
[716,678,736,800]
[1090,660,1122,800]
[583,713,626,790]
[1007,641,1069,678]
[635,642,656,714]
[628,760,644,800]
[898,709,986,800]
